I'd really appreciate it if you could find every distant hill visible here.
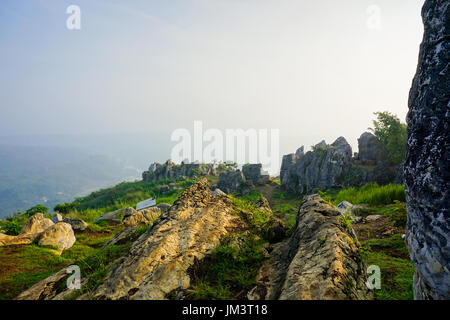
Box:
[0,145,141,218]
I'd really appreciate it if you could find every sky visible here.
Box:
[0,0,425,171]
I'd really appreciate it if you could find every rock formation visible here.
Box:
[142,160,216,182]
[357,132,385,165]
[0,213,76,254]
[63,218,88,232]
[242,164,270,186]
[92,179,245,299]
[404,0,450,300]
[217,169,245,194]
[248,194,370,300]
[281,137,353,193]
[122,207,161,227]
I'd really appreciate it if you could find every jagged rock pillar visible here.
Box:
[404,0,449,300]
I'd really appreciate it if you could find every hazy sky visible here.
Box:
[0,0,424,159]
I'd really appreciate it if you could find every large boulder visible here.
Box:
[242,164,269,186]
[281,137,353,193]
[0,213,55,247]
[63,218,88,232]
[404,0,450,300]
[357,132,385,165]
[38,222,76,254]
[248,194,370,300]
[92,179,245,300]
[217,170,245,194]
[20,213,54,239]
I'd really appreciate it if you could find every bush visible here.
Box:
[25,204,49,217]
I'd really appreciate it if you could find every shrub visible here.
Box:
[25,204,49,217]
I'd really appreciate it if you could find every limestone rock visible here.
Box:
[248,194,370,300]
[156,203,171,214]
[242,164,270,186]
[38,222,76,253]
[96,208,125,223]
[106,226,140,246]
[51,213,63,224]
[20,213,54,238]
[404,0,450,300]
[357,132,385,165]
[281,137,353,194]
[122,207,161,227]
[63,218,88,232]
[212,188,226,196]
[0,233,33,246]
[15,268,68,300]
[142,160,216,182]
[92,179,245,300]
[217,170,245,194]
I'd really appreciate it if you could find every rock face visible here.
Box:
[15,268,69,300]
[122,207,161,227]
[248,194,370,300]
[357,132,385,165]
[217,170,245,194]
[92,179,245,300]
[38,222,76,253]
[242,164,270,186]
[404,0,450,300]
[142,160,216,182]
[281,137,353,193]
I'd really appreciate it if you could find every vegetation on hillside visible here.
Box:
[369,111,407,165]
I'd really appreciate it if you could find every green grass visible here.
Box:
[187,235,267,300]
[230,194,272,235]
[361,234,414,300]
[320,183,405,206]
[0,245,72,299]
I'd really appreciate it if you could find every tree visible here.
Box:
[54,201,80,214]
[369,111,407,165]
[25,204,49,217]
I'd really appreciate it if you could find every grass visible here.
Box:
[0,245,72,299]
[229,194,272,236]
[187,235,267,300]
[319,183,405,206]
[361,234,414,300]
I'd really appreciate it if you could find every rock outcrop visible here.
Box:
[0,214,76,254]
[92,179,245,299]
[142,160,216,182]
[217,170,245,194]
[281,137,353,193]
[122,207,161,227]
[242,164,270,186]
[404,0,450,300]
[248,194,370,300]
[357,132,385,165]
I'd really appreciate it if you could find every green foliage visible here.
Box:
[230,195,272,236]
[379,201,407,228]
[370,111,407,165]
[54,202,79,214]
[325,183,405,206]
[188,235,266,300]
[362,234,414,300]
[0,219,22,236]
[25,204,49,217]
[134,224,152,238]
[340,212,353,229]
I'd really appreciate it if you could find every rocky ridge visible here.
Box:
[248,194,371,300]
